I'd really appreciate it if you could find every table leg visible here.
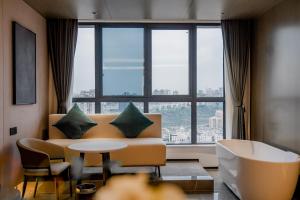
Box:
[102,152,111,185]
[77,153,85,185]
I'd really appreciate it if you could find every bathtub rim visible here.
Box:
[216,139,300,164]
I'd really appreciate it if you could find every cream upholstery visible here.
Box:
[49,114,162,139]
[24,162,70,176]
[48,138,166,166]
[48,114,166,167]
[19,138,65,160]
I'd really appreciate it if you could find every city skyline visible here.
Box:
[72,27,224,144]
[73,87,224,97]
[73,27,223,95]
[74,99,223,144]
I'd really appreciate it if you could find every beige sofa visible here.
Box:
[47,114,166,167]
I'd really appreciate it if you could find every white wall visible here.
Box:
[167,145,218,167]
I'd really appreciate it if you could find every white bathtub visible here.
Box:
[216,139,300,200]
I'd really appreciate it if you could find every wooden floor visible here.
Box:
[17,169,238,200]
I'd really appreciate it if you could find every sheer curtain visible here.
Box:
[221,20,253,139]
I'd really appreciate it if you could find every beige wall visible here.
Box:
[251,0,300,153]
[0,0,48,186]
[0,0,3,188]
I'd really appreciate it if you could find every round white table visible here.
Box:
[68,141,128,184]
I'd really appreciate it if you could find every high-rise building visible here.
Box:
[209,110,223,130]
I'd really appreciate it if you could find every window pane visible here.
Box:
[149,102,191,144]
[73,102,95,114]
[197,102,223,143]
[152,30,189,95]
[103,28,144,96]
[73,27,95,97]
[101,102,144,114]
[197,27,223,97]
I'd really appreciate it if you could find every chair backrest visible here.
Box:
[17,138,50,169]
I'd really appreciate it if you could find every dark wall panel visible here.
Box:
[251,0,300,153]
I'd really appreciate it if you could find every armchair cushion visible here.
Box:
[53,104,97,139]
[23,162,70,176]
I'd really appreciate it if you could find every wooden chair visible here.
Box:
[17,138,72,200]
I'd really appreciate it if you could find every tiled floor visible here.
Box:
[187,169,238,200]
[18,169,238,200]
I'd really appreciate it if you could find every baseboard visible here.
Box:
[166,145,218,167]
[167,159,199,162]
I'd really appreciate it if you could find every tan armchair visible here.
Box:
[17,138,72,199]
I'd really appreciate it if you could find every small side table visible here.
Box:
[68,140,127,185]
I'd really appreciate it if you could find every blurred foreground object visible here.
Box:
[94,174,186,200]
[0,188,21,200]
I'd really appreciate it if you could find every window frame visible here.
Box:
[73,23,225,145]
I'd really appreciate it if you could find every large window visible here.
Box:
[73,27,95,98]
[73,24,224,144]
[197,102,223,143]
[102,28,144,96]
[197,27,223,97]
[152,30,189,95]
[101,102,144,114]
[149,102,191,144]
[196,27,224,143]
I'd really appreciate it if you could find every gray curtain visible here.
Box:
[47,19,78,114]
[221,20,252,139]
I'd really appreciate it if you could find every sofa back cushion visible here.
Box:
[49,114,161,139]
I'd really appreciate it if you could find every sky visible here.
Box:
[73,27,223,95]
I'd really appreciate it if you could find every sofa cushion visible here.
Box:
[53,104,97,139]
[110,102,153,138]
[47,138,166,166]
[49,114,162,139]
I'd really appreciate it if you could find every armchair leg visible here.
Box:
[156,166,161,178]
[68,167,73,197]
[54,177,59,200]
[33,178,39,198]
[22,176,28,198]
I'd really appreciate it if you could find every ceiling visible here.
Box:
[23,0,283,21]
